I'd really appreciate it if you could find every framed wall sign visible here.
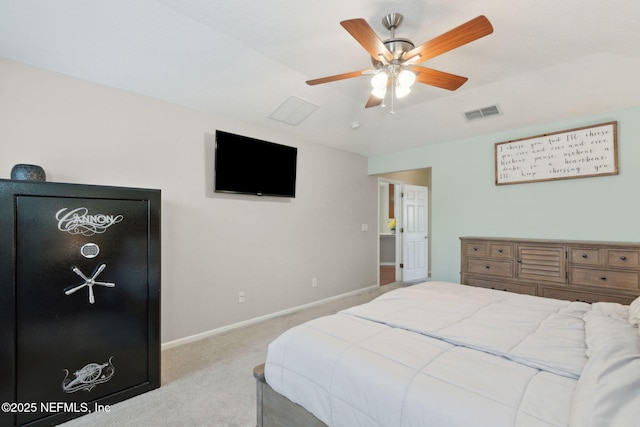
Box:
[495,121,618,185]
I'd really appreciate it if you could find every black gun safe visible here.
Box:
[0,180,161,426]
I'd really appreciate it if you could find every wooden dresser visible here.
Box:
[460,237,640,304]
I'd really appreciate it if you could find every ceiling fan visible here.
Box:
[306,13,493,110]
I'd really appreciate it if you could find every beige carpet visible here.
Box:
[60,283,403,427]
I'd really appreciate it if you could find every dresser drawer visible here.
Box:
[606,249,640,268]
[464,241,488,256]
[539,286,638,305]
[570,267,640,291]
[465,258,513,277]
[569,247,601,265]
[489,243,513,258]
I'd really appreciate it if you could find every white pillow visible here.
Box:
[628,295,640,326]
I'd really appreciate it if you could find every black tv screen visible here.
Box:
[214,130,297,197]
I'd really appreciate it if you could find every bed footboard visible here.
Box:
[254,363,327,427]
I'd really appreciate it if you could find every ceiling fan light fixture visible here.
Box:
[371,72,388,89]
[371,86,387,99]
[395,83,411,98]
[398,69,416,87]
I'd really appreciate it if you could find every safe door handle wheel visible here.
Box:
[65,264,115,304]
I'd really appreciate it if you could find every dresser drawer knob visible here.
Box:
[582,254,588,258]
[600,276,607,281]
[498,249,504,253]
[620,256,627,261]
[485,265,491,269]
[473,247,478,251]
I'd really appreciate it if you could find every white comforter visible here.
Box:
[342,282,589,378]
[264,281,640,427]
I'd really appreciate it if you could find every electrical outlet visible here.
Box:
[238,291,245,303]
[312,278,318,287]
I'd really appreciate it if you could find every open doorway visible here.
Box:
[378,180,401,284]
[376,168,432,285]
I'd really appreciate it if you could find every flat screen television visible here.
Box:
[214,130,298,197]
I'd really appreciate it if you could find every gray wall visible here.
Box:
[0,58,379,343]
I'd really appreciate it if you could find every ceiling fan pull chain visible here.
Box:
[390,75,396,114]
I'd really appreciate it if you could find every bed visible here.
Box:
[254,281,640,427]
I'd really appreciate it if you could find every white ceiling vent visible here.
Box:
[269,96,318,126]
[464,105,501,122]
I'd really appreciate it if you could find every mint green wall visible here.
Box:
[369,106,640,282]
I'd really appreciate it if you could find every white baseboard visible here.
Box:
[161,284,380,350]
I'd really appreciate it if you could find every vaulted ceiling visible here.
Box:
[1,0,639,156]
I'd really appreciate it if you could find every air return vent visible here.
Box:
[464,105,501,122]
[269,96,318,126]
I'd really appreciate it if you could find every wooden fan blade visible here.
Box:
[404,15,493,63]
[407,66,468,91]
[306,69,373,85]
[365,94,383,108]
[341,18,394,62]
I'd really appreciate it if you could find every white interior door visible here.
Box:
[401,185,428,281]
